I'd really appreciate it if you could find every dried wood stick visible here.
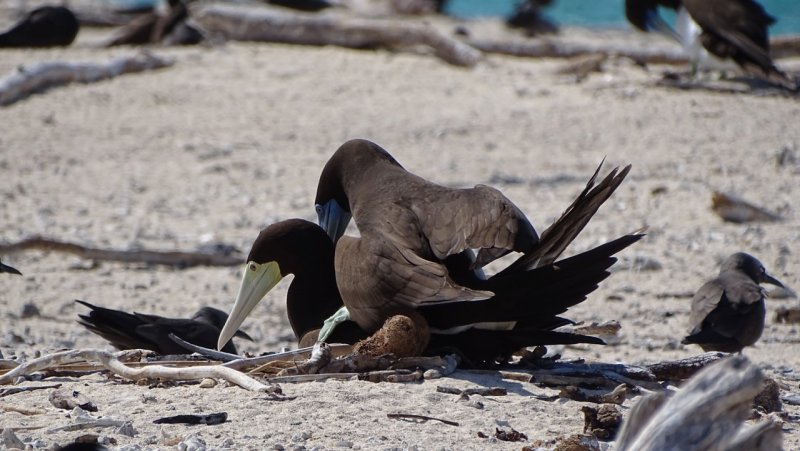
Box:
[276,343,331,376]
[616,356,779,451]
[0,236,240,267]
[0,349,274,392]
[387,413,459,427]
[645,352,725,381]
[193,4,482,67]
[0,52,174,107]
[436,386,507,396]
[223,344,352,371]
[468,38,688,65]
[0,383,62,397]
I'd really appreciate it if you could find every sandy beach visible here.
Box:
[1,5,800,450]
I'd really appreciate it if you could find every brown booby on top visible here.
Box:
[76,300,253,355]
[0,259,22,275]
[216,219,643,364]
[310,139,633,336]
[0,6,79,48]
[625,0,796,90]
[683,252,785,353]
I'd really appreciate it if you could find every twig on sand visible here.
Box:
[0,52,174,107]
[0,349,275,392]
[0,236,240,268]
[0,383,62,397]
[616,356,782,451]
[193,3,482,67]
[387,413,459,427]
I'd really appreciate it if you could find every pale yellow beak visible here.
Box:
[217,261,282,351]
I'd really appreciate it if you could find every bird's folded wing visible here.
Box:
[409,184,538,266]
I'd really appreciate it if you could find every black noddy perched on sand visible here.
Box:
[625,0,796,90]
[76,300,253,355]
[216,219,642,363]
[0,6,79,48]
[683,253,785,353]
[0,259,22,275]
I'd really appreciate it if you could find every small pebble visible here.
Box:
[423,369,442,379]
[334,440,353,448]
[781,393,800,406]
[199,378,217,388]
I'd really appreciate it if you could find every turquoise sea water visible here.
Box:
[446,0,800,36]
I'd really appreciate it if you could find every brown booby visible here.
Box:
[0,259,22,275]
[0,6,79,48]
[217,219,642,363]
[76,300,253,355]
[682,253,785,353]
[625,0,796,89]
[305,139,635,340]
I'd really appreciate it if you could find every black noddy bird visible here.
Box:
[76,300,253,355]
[216,219,642,363]
[296,139,635,340]
[0,6,79,48]
[682,252,785,353]
[0,259,22,275]
[625,0,796,90]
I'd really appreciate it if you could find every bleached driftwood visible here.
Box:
[0,236,240,268]
[645,352,725,381]
[0,349,274,392]
[468,38,689,65]
[616,356,782,451]
[193,4,482,67]
[0,52,174,107]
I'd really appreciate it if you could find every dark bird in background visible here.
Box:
[105,0,201,47]
[683,253,785,353]
[76,300,253,355]
[0,259,22,275]
[0,6,79,48]
[217,219,641,364]
[625,0,796,90]
[506,0,558,36]
[266,0,337,12]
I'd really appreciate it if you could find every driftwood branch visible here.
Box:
[0,236,240,268]
[468,38,688,65]
[193,4,481,67]
[645,352,725,381]
[0,349,275,392]
[0,52,174,107]
[616,356,781,451]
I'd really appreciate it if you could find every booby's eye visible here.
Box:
[315,204,323,214]
[249,263,257,271]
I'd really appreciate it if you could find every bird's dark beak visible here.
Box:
[217,261,283,350]
[233,329,255,342]
[316,199,352,243]
[0,262,22,276]
[762,272,785,288]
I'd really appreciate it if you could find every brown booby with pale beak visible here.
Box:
[76,300,253,355]
[683,253,785,353]
[217,219,642,363]
[302,139,636,340]
[625,0,796,90]
[217,139,641,361]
